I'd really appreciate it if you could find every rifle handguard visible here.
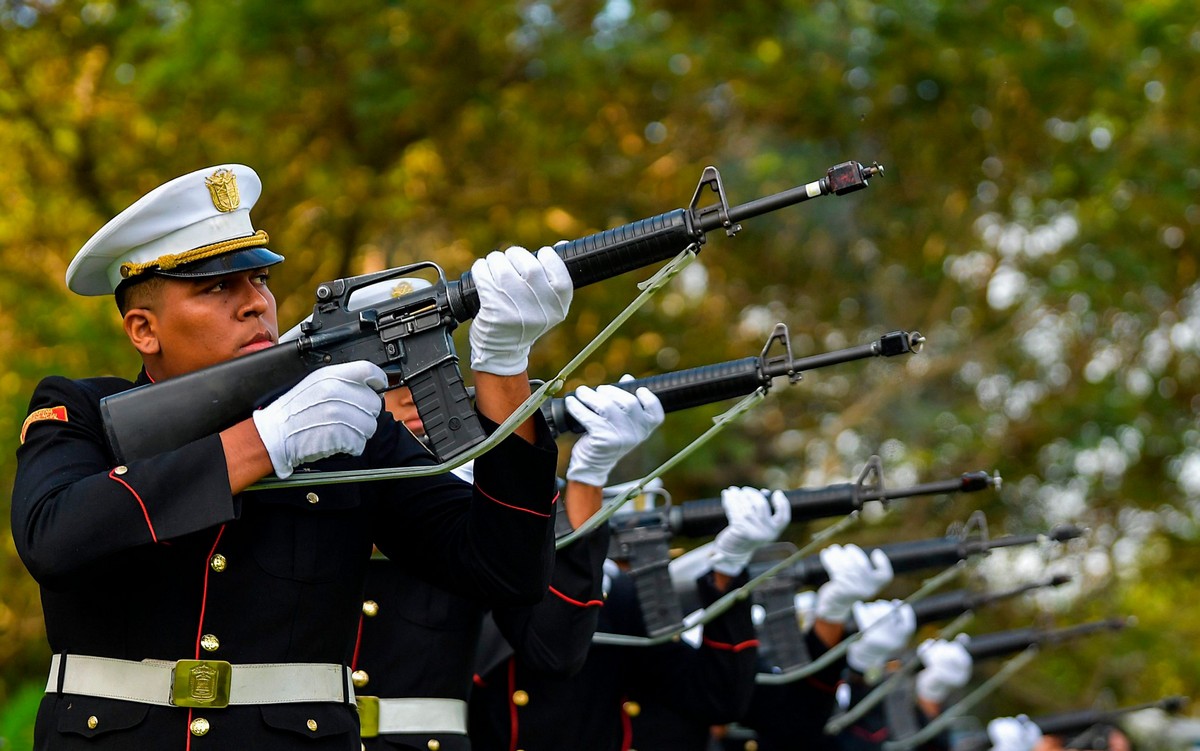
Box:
[448,161,882,320]
[543,357,764,436]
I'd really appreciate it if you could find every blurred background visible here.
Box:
[1,1,1198,748]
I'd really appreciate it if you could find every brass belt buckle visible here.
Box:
[357,695,380,738]
[171,660,233,709]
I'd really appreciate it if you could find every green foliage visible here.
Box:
[1,0,1198,731]
[0,681,41,751]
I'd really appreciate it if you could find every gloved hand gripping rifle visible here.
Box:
[100,161,882,465]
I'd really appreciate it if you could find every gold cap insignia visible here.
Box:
[205,168,240,213]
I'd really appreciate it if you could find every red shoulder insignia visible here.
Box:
[20,406,69,444]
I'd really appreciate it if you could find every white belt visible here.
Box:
[357,697,467,738]
[46,654,355,709]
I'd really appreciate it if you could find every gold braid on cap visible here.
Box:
[119,230,271,279]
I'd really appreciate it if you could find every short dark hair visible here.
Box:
[115,275,166,315]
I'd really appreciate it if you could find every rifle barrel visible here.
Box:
[966,618,1128,661]
[448,162,881,320]
[544,330,922,437]
[1035,696,1188,736]
[664,470,997,538]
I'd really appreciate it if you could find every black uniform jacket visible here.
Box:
[729,630,848,751]
[469,567,757,751]
[832,674,946,751]
[356,506,609,751]
[12,371,558,751]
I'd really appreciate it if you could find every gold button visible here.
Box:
[306,492,319,504]
[623,701,641,717]
[210,554,228,572]
[190,717,210,736]
[428,741,441,751]
[307,718,318,732]
[362,600,379,617]
[512,690,529,706]
[200,633,220,652]
[351,669,369,687]
[87,716,99,729]
[745,741,760,751]
[113,466,128,475]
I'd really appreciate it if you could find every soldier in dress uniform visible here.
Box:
[344,348,664,750]
[831,636,972,751]
[12,164,572,750]
[467,486,792,751]
[720,544,904,751]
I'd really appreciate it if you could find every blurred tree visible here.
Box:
[1,0,1198,734]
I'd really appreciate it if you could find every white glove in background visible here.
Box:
[709,487,791,576]
[846,599,916,673]
[468,245,573,375]
[988,715,1044,751]
[252,361,387,479]
[565,376,664,487]
[814,543,895,623]
[915,636,974,704]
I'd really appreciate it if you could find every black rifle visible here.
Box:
[844,574,1073,635]
[607,461,998,637]
[749,526,1082,674]
[649,465,999,539]
[757,525,1084,589]
[950,697,1188,751]
[879,618,1135,746]
[1034,695,1188,737]
[100,161,882,465]
[963,617,1129,662]
[543,326,924,436]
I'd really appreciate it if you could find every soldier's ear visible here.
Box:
[123,308,162,356]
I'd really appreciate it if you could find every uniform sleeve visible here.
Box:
[626,570,760,724]
[491,511,610,677]
[12,376,239,588]
[371,410,559,608]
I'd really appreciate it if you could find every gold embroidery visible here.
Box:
[20,406,68,443]
[205,168,240,212]
[119,230,270,279]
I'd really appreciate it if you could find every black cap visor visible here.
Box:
[153,246,285,280]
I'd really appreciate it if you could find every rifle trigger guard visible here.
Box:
[689,166,741,237]
[760,323,801,385]
[854,455,886,508]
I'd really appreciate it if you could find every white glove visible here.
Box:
[709,487,791,576]
[252,361,387,479]
[915,636,973,703]
[814,544,894,623]
[468,245,573,375]
[988,715,1043,751]
[846,599,916,673]
[565,376,664,487]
